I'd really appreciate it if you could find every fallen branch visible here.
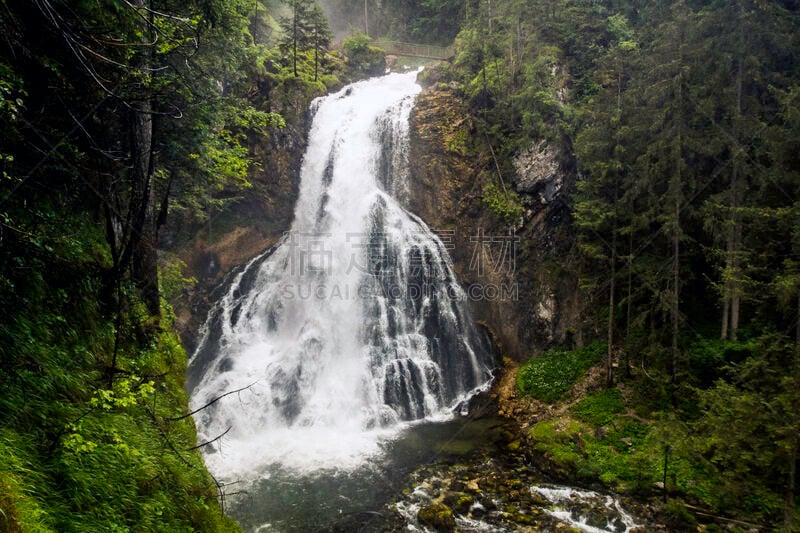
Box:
[146,405,230,514]
[484,132,508,196]
[682,503,764,529]
[188,426,232,451]
[169,381,258,421]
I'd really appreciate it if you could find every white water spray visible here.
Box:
[188,71,494,477]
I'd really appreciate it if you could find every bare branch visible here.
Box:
[187,426,232,451]
[168,381,258,421]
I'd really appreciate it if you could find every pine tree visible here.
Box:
[309,4,332,82]
[634,0,696,383]
[280,0,314,77]
[574,13,639,386]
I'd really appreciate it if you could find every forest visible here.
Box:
[1,0,799,531]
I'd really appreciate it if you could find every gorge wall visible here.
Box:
[407,68,581,359]
[165,105,309,352]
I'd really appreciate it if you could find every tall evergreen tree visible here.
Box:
[309,3,332,81]
[574,13,639,385]
[280,0,313,77]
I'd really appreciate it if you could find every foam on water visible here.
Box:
[530,484,641,533]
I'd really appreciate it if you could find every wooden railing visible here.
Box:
[372,40,455,60]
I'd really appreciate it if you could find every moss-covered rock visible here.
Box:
[454,494,473,514]
[417,502,456,531]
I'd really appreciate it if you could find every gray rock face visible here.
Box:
[512,141,562,203]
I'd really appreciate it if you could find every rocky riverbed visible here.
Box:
[359,362,665,533]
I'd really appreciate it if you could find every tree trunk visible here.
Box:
[607,173,619,387]
[130,0,159,317]
[723,0,746,341]
[625,230,633,377]
[721,256,730,340]
[293,3,298,77]
[576,265,585,348]
[607,61,624,386]
[364,0,369,36]
[314,30,319,81]
[784,291,800,532]
[607,231,616,387]
[730,0,745,341]
[671,181,680,384]
[254,0,259,43]
[671,72,683,384]
[787,445,797,532]
[730,220,741,340]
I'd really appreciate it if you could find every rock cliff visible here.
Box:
[407,71,580,359]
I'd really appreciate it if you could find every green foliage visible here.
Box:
[688,332,799,519]
[570,388,625,426]
[0,210,236,530]
[482,182,523,224]
[321,0,463,46]
[516,342,605,403]
[160,259,198,302]
[525,333,798,524]
[0,63,25,121]
[444,128,471,156]
[528,394,720,504]
[528,413,659,491]
[446,4,800,523]
[662,499,698,531]
[342,31,386,79]
[278,0,332,80]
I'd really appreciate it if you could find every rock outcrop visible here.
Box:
[407,71,580,358]
[165,106,309,352]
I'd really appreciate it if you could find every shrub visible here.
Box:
[661,499,697,531]
[160,258,197,301]
[482,181,523,224]
[343,31,385,79]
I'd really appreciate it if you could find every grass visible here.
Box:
[525,384,756,521]
[516,342,605,403]
[570,388,625,426]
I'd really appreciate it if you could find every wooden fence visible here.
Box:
[372,40,455,60]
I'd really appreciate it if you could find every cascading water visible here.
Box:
[188,70,495,479]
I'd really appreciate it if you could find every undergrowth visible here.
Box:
[525,373,790,527]
[482,181,524,225]
[516,342,605,403]
[0,212,236,532]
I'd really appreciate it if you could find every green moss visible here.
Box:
[528,418,586,470]
[454,495,473,514]
[526,404,736,514]
[417,502,455,531]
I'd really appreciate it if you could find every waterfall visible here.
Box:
[188,70,494,477]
